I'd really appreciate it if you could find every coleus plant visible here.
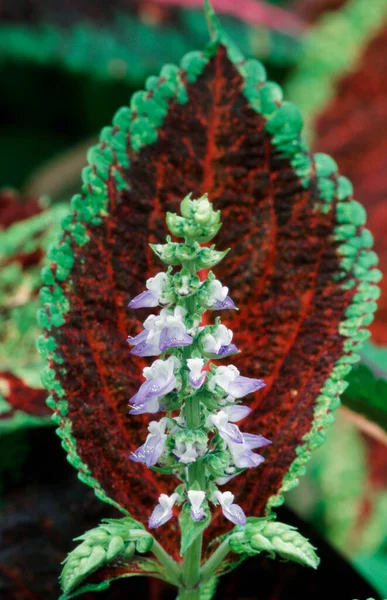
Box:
[37,1,379,598]
[286,0,387,429]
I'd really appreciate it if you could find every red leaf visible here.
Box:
[286,3,387,347]
[40,38,378,551]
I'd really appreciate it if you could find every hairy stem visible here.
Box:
[151,538,182,587]
[200,538,231,583]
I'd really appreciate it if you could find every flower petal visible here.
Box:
[226,404,252,422]
[211,296,236,310]
[128,290,159,309]
[228,376,265,398]
[159,327,193,351]
[148,504,172,529]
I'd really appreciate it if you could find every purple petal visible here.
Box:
[130,374,176,407]
[128,290,158,309]
[127,328,148,345]
[227,405,252,422]
[189,372,207,389]
[217,344,239,358]
[149,505,172,529]
[190,507,205,521]
[159,327,193,351]
[222,423,244,444]
[129,434,165,467]
[130,341,161,356]
[242,433,271,449]
[212,296,236,310]
[228,376,266,399]
[129,398,160,415]
[234,449,265,469]
[222,503,246,526]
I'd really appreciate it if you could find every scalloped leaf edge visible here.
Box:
[38,16,380,519]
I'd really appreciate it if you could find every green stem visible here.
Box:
[179,249,206,597]
[151,538,182,587]
[178,588,201,600]
[200,538,231,583]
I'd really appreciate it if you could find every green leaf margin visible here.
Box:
[38,5,381,519]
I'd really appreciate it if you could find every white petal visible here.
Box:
[188,490,205,510]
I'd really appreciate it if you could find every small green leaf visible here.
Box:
[179,504,211,555]
[228,519,319,569]
[60,517,149,594]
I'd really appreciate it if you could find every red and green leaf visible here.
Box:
[286,0,387,348]
[39,9,379,552]
[0,193,67,429]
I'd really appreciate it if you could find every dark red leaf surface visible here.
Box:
[41,41,376,552]
[312,25,387,345]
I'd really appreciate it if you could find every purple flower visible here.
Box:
[202,324,239,358]
[128,306,193,356]
[210,410,271,469]
[130,419,168,467]
[215,491,246,526]
[206,280,236,311]
[188,490,206,521]
[129,356,180,414]
[210,410,244,444]
[128,272,171,309]
[187,358,207,389]
[209,365,265,400]
[149,493,179,529]
[229,431,271,469]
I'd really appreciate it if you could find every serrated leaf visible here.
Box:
[287,0,387,350]
[228,519,319,569]
[179,505,211,555]
[60,517,154,595]
[39,12,378,553]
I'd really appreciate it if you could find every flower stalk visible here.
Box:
[126,193,270,596]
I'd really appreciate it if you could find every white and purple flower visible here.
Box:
[128,272,172,309]
[201,324,238,358]
[149,493,179,529]
[130,418,168,467]
[205,280,236,310]
[208,365,265,402]
[187,358,207,389]
[210,410,271,469]
[129,356,180,414]
[128,306,193,356]
[173,439,207,464]
[188,490,206,521]
[215,491,246,526]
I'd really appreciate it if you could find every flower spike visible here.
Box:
[127,194,269,576]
